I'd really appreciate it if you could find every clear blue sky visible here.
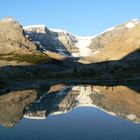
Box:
[0,0,140,36]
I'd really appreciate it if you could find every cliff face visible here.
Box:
[50,29,78,55]
[24,26,96,57]
[24,25,56,51]
[24,26,78,56]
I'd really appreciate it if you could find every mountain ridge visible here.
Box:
[23,18,140,59]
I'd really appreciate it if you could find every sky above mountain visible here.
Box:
[0,0,140,36]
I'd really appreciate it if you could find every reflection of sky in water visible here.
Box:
[0,82,140,140]
[0,107,140,140]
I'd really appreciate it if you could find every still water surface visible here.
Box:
[0,83,140,140]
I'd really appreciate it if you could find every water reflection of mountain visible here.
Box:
[0,90,38,128]
[0,82,140,128]
[24,84,140,124]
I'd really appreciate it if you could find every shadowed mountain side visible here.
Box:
[54,49,140,80]
[0,47,140,97]
[0,78,140,99]
[0,48,139,80]
[25,31,72,56]
[24,25,76,56]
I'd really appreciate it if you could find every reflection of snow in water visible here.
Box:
[24,85,139,124]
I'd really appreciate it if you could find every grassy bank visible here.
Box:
[0,52,52,64]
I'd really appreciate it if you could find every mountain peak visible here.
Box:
[131,18,139,22]
[24,25,46,29]
[50,28,67,33]
[125,18,140,28]
[1,16,18,23]
[23,25,48,34]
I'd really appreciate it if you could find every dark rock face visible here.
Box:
[24,26,79,56]
[50,30,78,54]
[24,26,55,51]
[24,26,76,55]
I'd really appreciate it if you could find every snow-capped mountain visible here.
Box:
[23,18,140,58]
[90,18,140,50]
[0,16,140,70]
[24,25,95,57]
[24,25,68,54]
[2,16,139,63]
[24,25,76,56]
[81,18,140,63]
[0,16,140,59]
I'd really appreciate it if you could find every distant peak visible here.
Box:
[1,16,17,23]
[125,18,140,29]
[23,25,46,29]
[129,18,140,24]
[50,28,67,33]
[131,18,139,22]
[0,16,22,28]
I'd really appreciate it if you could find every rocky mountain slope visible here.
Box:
[24,25,96,57]
[23,18,140,61]
[0,17,37,54]
[0,17,63,68]
[1,16,140,63]
[81,19,140,63]
[24,25,77,56]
